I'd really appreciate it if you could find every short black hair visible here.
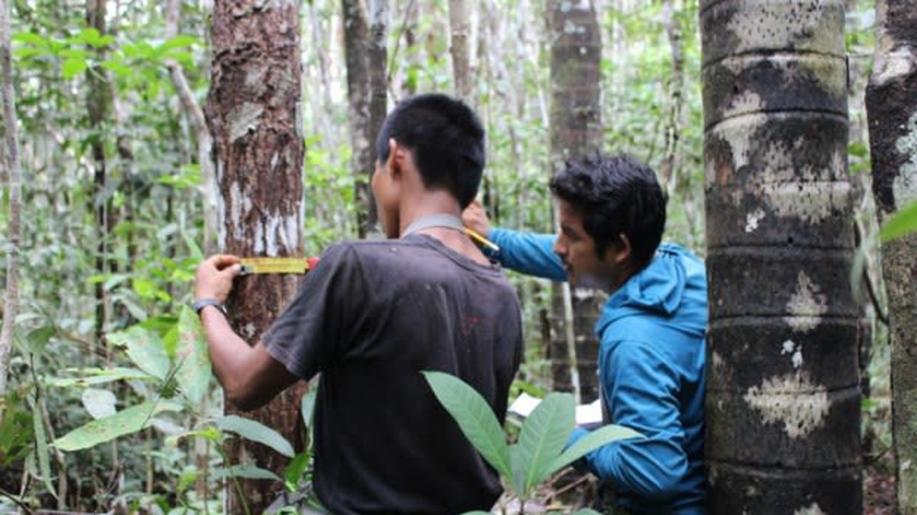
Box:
[550,154,666,267]
[376,93,485,208]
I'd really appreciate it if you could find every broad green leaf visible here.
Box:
[460,512,492,515]
[120,326,170,380]
[81,388,117,419]
[175,306,211,403]
[216,415,295,457]
[13,32,48,48]
[516,392,575,494]
[880,199,917,242]
[421,371,511,479]
[132,277,158,300]
[54,400,181,451]
[508,444,526,497]
[572,509,603,515]
[549,424,643,475]
[213,465,281,482]
[61,57,87,79]
[45,367,155,387]
[284,451,311,491]
[26,326,55,356]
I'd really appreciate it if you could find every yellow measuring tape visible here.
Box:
[240,257,320,275]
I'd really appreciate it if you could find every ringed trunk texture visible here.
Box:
[865,0,917,511]
[205,1,306,512]
[701,0,862,512]
[547,0,602,402]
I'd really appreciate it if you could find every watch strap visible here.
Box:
[192,298,226,316]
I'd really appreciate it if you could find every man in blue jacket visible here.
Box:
[463,154,706,514]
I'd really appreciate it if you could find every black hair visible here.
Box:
[376,93,485,208]
[550,154,666,267]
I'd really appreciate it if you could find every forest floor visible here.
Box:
[865,463,896,515]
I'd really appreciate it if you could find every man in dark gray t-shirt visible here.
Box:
[193,94,522,513]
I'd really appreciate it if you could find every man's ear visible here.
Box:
[613,233,632,265]
[387,138,402,179]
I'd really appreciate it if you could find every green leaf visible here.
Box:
[132,277,158,300]
[880,199,917,243]
[516,392,575,494]
[571,509,603,515]
[45,367,156,388]
[29,397,56,498]
[159,35,198,53]
[216,415,295,458]
[26,326,55,356]
[421,371,511,479]
[81,388,117,419]
[283,451,310,491]
[213,465,281,482]
[61,57,87,79]
[53,400,181,451]
[175,306,211,403]
[549,424,643,474]
[301,389,317,429]
[120,326,170,380]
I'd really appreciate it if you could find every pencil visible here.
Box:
[464,227,501,252]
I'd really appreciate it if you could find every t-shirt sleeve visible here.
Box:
[488,228,567,282]
[261,243,366,380]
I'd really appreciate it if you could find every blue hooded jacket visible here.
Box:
[489,228,706,515]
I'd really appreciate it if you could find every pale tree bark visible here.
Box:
[448,0,472,102]
[0,0,21,419]
[547,0,602,403]
[165,0,217,255]
[701,0,861,511]
[865,0,917,511]
[205,1,306,512]
[658,0,684,199]
[342,0,387,238]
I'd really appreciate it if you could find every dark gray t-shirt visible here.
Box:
[263,233,522,514]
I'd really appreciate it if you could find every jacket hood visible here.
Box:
[595,243,707,337]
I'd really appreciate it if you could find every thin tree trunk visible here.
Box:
[165,0,218,255]
[0,0,22,419]
[865,0,917,511]
[205,1,306,511]
[701,0,862,511]
[658,0,684,199]
[547,0,602,403]
[342,0,386,238]
[448,0,472,102]
[85,0,115,350]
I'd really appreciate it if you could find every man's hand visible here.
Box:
[194,255,242,303]
[462,201,492,238]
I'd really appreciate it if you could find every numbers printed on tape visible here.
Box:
[240,257,314,275]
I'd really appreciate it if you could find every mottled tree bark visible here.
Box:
[342,0,386,238]
[701,0,861,512]
[448,0,472,102]
[205,1,306,511]
[547,0,602,402]
[659,0,685,199]
[0,0,21,417]
[865,0,917,511]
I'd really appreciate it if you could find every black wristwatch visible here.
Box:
[192,298,227,316]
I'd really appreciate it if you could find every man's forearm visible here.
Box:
[199,306,259,403]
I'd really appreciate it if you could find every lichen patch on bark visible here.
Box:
[743,371,829,439]
[785,271,828,332]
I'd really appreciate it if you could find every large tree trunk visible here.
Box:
[342,0,387,238]
[205,1,306,512]
[0,0,21,418]
[865,0,917,511]
[547,0,602,403]
[701,0,862,512]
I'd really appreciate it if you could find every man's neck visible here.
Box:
[398,192,463,237]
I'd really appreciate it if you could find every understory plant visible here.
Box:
[422,371,642,514]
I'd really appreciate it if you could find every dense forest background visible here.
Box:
[0,0,905,512]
